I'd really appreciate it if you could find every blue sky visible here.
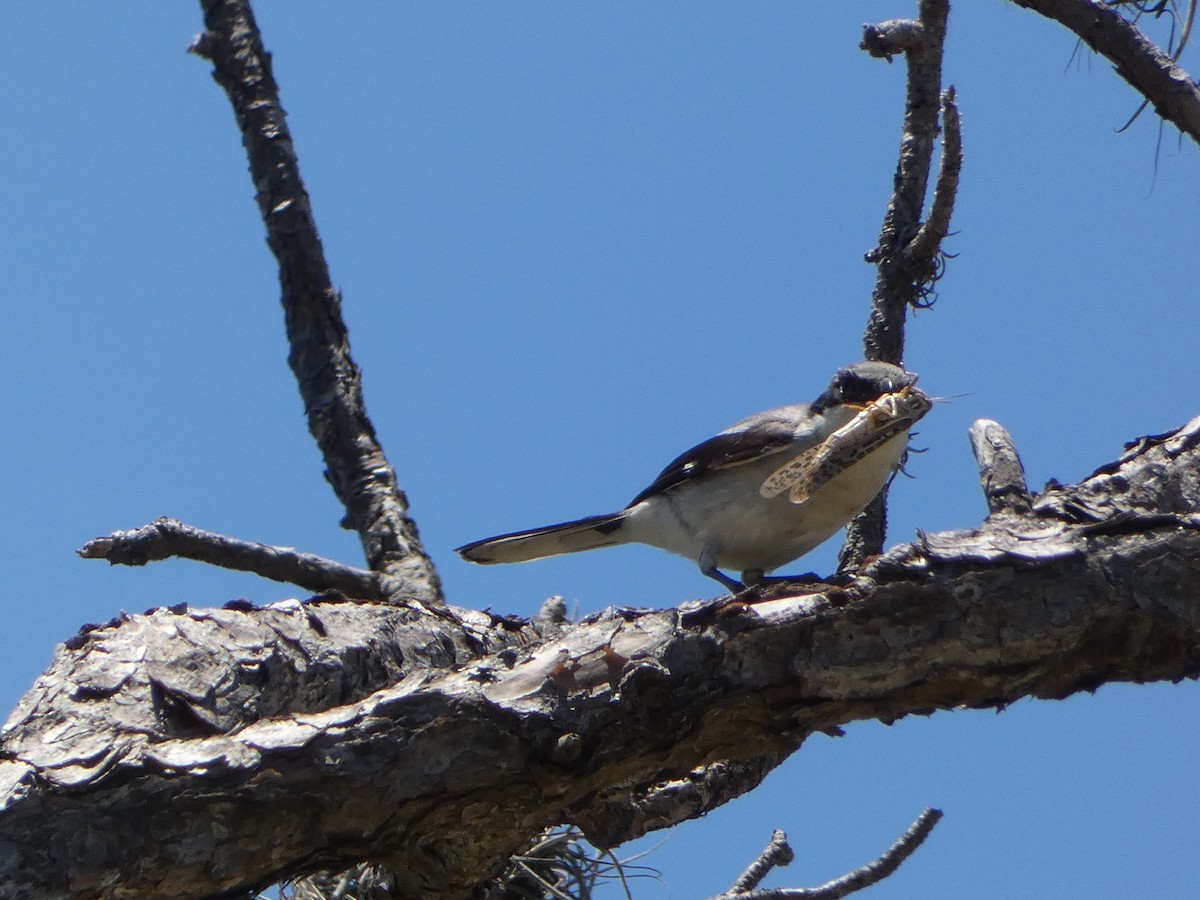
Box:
[2,3,1197,897]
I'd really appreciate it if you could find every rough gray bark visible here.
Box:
[77,518,396,601]
[190,0,443,603]
[841,0,960,569]
[2,415,1198,899]
[859,1,952,365]
[969,419,1033,514]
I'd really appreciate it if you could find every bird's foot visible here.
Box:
[723,569,847,604]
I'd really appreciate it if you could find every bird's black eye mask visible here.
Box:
[812,364,918,413]
[839,373,894,405]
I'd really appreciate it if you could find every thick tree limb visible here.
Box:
[0,596,532,784]
[1013,0,1200,147]
[2,415,1199,899]
[189,0,443,603]
[77,517,397,600]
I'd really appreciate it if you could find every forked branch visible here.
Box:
[710,809,942,900]
[842,0,959,569]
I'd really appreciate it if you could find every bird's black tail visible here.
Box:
[456,512,628,565]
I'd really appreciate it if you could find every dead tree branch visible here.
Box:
[860,0,951,362]
[1013,0,1200,147]
[721,829,795,897]
[905,87,962,265]
[3,413,1199,899]
[77,517,395,600]
[969,419,1032,515]
[188,0,443,603]
[710,808,941,899]
[842,0,958,570]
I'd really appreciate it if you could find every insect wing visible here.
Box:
[759,446,822,500]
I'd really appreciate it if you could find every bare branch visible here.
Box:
[795,808,941,900]
[77,517,397,600]
[725,830,795,896]
[861,0,951,363]
[1013,0,1200,146]
[844,0,959,570]
[969,420,1033,515]
[710,809,941,899]
[905,86,962,264]
[188,0,442,602]
[837,490,889,575]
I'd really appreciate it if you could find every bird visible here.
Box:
[456,361,931,592]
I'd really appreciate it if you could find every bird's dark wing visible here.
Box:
[627,406,813,506]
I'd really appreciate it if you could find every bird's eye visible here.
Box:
[838,375,879,405]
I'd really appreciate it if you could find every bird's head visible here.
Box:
[811,361,920,414]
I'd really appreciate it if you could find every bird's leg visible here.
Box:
[699,547,745,593]
[702,565,746,593]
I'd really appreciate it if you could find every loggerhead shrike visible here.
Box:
[456,361,931,592]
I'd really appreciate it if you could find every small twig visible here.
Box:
[511,857,574,900]
[78,517,396,600]
[710,808,943,900]
[1178,0,1198,62]
[479,826,658,899]
[728,830,795,895]
[189,0,442,603]
[326,867,354,900]
[603,846,637,900]
[969,420,1033,514]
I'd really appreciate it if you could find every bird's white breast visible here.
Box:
[621,430,910,574]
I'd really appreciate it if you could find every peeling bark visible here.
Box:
[2,417,1198,899]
